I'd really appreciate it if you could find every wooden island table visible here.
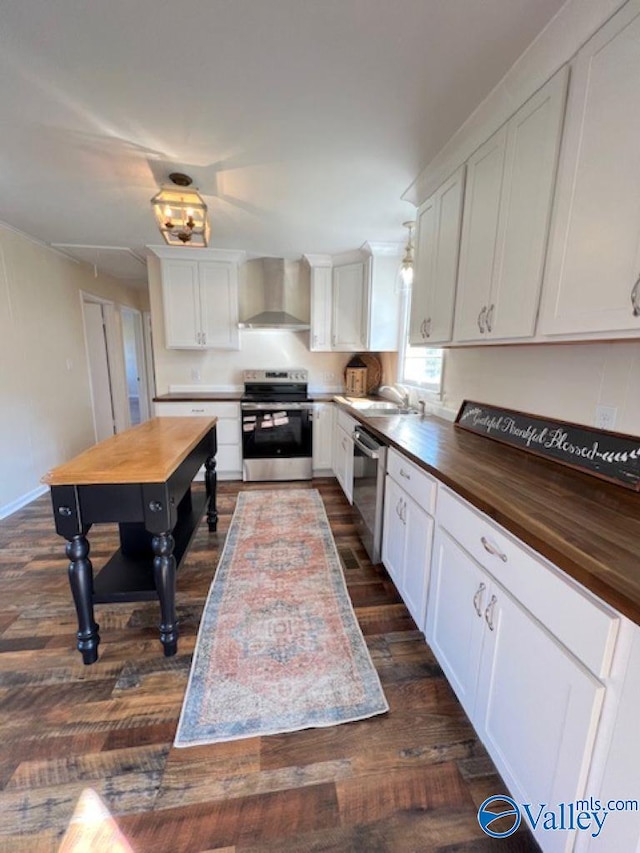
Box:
[42,417,218,664]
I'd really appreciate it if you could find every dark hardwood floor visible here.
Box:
[0,479,539,852]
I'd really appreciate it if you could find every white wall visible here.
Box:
[148,255,367,393]
[0,224,149,517]
[442,343,640,436]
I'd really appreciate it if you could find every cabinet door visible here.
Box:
[476,588,604,853]
[199,261,240,350]
[409,195,437,345]
[312,403,334,471]
[410,167,465,345]
[333,424,354,503]
[382,474,406,589]
[162,260,201,348]
[310,265,333,351]
[539,2,640,336]
[453,125,508,341]
[402,495,434,630]
[425,528,486,720]
[332,262,366,350]
[490,68,567,339]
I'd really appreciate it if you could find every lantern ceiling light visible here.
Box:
[399,220,415,289]
[151,173,210,247]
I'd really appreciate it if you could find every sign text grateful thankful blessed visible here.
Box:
[455,401,640,490]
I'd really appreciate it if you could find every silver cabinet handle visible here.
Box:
[399,468,411,481]
[396,497,403,519]
[481,536,507,562]
[425,317,432,338]
[202,331,207,345]
[342,437,347,450]
[400,499,407,525]
[191,408,205,413]
[477,306,487,333]
[473,582,486,617]
[486,304,495,333]
[484,594,498,631]
[632,274,640,317]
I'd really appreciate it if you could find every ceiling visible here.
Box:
[0,0,567,281]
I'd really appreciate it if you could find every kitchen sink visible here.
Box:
[335,396,418,416]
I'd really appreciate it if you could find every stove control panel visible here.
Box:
[243,369,308,383]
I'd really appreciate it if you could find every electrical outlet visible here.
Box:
[595,405,617,431]
[323,371,336,383]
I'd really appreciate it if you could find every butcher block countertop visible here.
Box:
[42,417,217,486]
[340,404,640,626]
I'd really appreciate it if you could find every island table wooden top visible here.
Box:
[42,417,217,486]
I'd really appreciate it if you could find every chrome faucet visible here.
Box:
[378,384,410,409]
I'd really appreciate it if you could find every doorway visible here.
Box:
[121,308,150,426]
[82,299,116,442]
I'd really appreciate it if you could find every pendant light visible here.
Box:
[151,173,210,247]
[399,220,415,289]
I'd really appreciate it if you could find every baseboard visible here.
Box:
[0,484,48,520]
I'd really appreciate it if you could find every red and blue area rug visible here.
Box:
[174,489,388,746]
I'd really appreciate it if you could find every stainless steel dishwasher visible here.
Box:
[352,425,387,564]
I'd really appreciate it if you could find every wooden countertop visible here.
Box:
[42,417,217,486]
[153,392,337,403]
[341,405,640,625]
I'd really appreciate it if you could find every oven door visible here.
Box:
[241,402,313,481]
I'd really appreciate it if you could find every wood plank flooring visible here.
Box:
[0,479,539,852]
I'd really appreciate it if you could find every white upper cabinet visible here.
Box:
[454,68,568,342]
[539,0,640,337]
[307,245,402,352]
[151,247,245,350]
[306,255,333,351]
[410,166,465,345]
[332,261,367,350]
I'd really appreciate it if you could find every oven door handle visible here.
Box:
[241,402,314,411]
[353,434,381,459]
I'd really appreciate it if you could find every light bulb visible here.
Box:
[400,263,414,288]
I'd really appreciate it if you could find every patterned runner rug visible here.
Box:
[175,488,388,746]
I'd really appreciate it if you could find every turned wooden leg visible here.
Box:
[152,531,178,656]
[66,533,100,665]
[205,454,218,532]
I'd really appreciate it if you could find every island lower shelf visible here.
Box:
[93,488,208,604]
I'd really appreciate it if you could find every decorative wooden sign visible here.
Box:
[455,400,640,491]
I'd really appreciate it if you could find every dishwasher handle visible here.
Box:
[353,429,383,459]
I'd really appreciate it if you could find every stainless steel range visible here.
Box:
[240,369,313,481]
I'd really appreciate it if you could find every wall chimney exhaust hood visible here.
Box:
[238,257,310,330]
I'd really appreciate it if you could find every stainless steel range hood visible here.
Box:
[238,257,310,330]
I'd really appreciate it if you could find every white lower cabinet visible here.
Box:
[426,489,619,853]
[382,448,436,629]
[311,402,334,474]
[333,409,356,503]
[154,401,242,480]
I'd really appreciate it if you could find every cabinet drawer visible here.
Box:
[437,487,618,678]
[336,407,358,435]
[155,401,239,419]
[387,448,437,515]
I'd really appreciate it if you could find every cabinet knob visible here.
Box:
[631,275,640,317]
